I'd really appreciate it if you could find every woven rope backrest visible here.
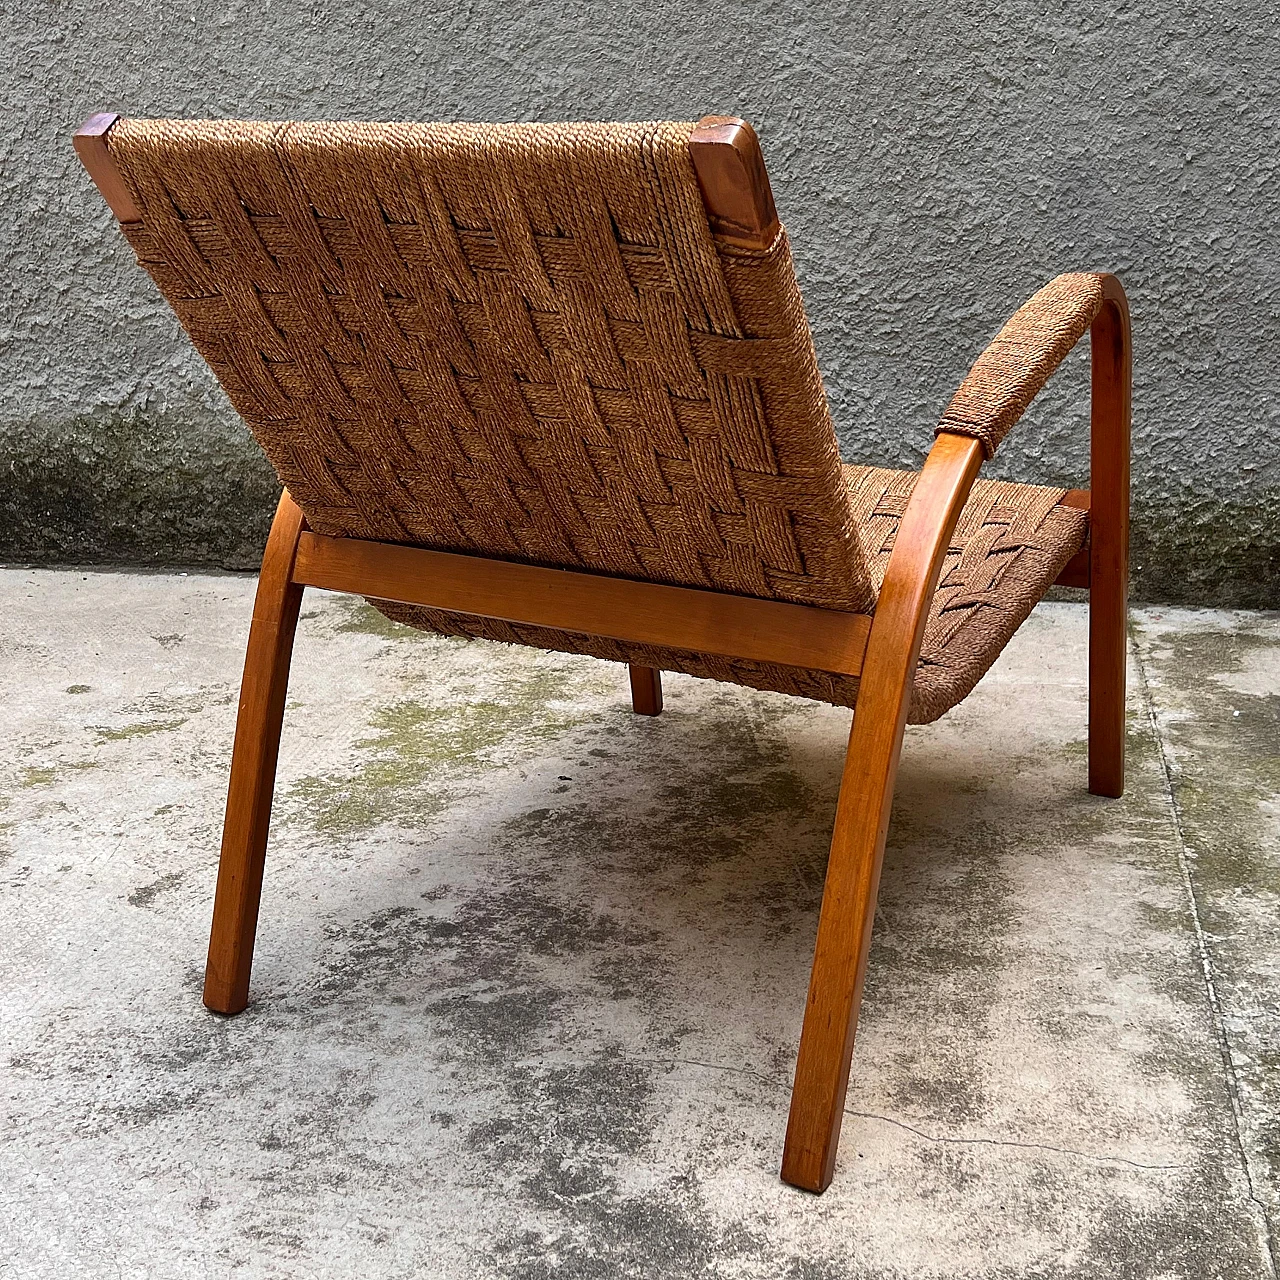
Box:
[108,118,874,612]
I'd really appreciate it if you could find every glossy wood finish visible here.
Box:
[689,117,781,250]
[292,532,872,678]
[629,665,664,716]
[203,491,306,1014]
[72,113,142,223]
[1088,278,1131,798]
[781,432,984,1192]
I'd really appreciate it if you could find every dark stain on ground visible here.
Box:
[1069,1187,1266,1280]
[127,869,186,908]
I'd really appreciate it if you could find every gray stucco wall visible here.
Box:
[4,0,1277,604]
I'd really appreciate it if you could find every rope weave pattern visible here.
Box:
[848,467,1086,720]
[938,273,1105,459]
[106,117,1089,723]
[109,118,874,612]
[375,464,1085,724]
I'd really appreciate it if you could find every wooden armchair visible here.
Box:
[74,111,1129,1193]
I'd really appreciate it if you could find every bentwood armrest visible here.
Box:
[886,273,1128,615]
[926,271,1131,597]
[937,272,1121,459]
[930,272,1131,736]
[865,267,1127,691]
[929,273,1129,802]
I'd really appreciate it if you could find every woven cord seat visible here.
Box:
[374,465,1086,723]
[75,109,1129,1195]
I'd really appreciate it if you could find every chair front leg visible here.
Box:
[781,432,983,1192]
[780,652,913,1191]
[203,491,306,1015]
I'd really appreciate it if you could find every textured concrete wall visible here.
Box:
[4,0,1277,603]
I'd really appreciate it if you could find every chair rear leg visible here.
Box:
[781,680,908,1192]
[629,664,663,716]
[204,493,306,1015]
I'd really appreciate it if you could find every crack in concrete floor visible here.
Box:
[628,1055,1196,1172]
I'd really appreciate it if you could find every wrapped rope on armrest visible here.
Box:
[936,272,1106,459]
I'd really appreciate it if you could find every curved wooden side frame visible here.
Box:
[203,491,306,1014]
[780,432,983,1192]
[780,276,1130,1192]
[1088,277,1131,799]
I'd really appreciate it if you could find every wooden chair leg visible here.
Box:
[629,664,663,716]
[780,677,908,1192]
[1087,281,1131,799]
[781,432,983,1193]
[203,491,306,1015]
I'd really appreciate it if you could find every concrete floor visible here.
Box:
[1,572,1277,1279]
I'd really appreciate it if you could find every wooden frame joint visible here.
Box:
[1055,488,1091,588]
[689,117,781,249]
[73,112,142,223]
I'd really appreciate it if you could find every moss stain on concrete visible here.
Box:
[1131,613,1280,1221]
[18,760,100,788]
[286,664,597,838]
[94,717,189,743]
[4,411,1276,606]
[1137,624,1280,900]
[330,599,422,640]
[0,409,278,570]
[1129,493,1280,611]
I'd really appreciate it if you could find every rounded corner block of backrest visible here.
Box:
[73,112,142,223]
[689,116,781,250]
